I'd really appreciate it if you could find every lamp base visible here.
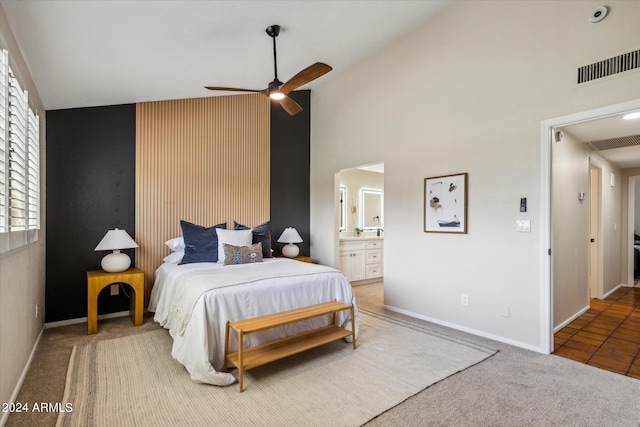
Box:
[101,251,131,272]
[281,244,300,258]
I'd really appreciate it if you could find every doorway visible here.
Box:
[335,163,384,285]
[541,99,640,354]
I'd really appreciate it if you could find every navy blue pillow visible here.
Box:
[179,220,226,264]
[234,220,272,258]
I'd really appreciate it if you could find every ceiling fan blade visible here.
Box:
[280,62,332,94]
[204,86,269,96]
[279,95,303,116]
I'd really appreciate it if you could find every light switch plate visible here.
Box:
[516,220,531,232]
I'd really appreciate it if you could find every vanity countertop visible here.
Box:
[339,235,383,241]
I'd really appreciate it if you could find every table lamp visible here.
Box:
[277,227,303,258]
[94,228,139,272]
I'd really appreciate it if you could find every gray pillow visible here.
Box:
[234,220,272,258]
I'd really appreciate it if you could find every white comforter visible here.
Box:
[149,258,359,386]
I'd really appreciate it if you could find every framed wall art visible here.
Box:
[424,173,467,234]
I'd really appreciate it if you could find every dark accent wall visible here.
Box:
[45,93,311,322]
[270,90,311,257]
[46,104,136,322]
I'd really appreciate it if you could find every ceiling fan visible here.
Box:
[205,25,332,116]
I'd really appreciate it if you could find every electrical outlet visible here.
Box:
[501,304,510,318]
[35,303,39,318]
[460,293,469,306]
[110,284,119,296]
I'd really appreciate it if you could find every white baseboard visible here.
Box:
[553,305,590,333]
[382,304,544,353]
[45,310,133,329]
[1,325,44,427]
[553,284,633,333]
[603,283,626,299]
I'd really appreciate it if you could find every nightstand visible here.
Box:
[86,268,144,335]
[292,255,312,263]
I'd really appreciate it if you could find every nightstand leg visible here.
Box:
[130,278,144,326]
[87,280,99,335]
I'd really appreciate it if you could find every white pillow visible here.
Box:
[216,228,252,264]
[165,237,185,252]
[163,251,184,264]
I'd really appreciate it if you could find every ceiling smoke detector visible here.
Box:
[589,6,608,23]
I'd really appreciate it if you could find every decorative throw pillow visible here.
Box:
[216,228,253,264]
[223,243,263,265]
[163,251,184,264]
[234,220,272,258]
[165,237,185,252]
[179,220,226,264]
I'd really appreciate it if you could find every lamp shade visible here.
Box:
[95,228,138,272]
[277,227,303,244]
[277,227,303,258]
[95,228,139,251]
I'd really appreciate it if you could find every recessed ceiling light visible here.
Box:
[622,112,640,120]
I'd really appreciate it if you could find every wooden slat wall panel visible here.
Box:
[136,94,270,302]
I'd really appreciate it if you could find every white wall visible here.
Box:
[310,0,640,351]
[552,130,623,328]
[0,3,46,417]
[551,131,590,326]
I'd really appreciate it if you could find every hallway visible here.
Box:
[554,286,640,379]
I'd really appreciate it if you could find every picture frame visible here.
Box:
[424,173,468,234]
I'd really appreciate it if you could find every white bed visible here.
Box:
[148,257,359,386]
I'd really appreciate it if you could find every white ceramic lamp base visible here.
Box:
[101,250,131,272]
[281,243,300,258]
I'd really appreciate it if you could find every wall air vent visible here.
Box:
[577,49,640,84]
[586,135,640,151]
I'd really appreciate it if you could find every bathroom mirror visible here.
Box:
[361,189,383,229]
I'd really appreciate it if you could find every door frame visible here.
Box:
[628,175,640,286]
[589,160,603,300]
[540,99,640,354]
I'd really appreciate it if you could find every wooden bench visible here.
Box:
[223,300,356,392]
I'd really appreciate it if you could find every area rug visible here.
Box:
[57,309,496,427]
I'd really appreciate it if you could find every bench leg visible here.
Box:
[223,321,230,372]
[238,330,244,392]
[351,305,356,349]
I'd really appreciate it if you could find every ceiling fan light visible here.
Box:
[270,92,285,100]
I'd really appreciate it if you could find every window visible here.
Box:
[0,49,7,232]
[0,48,40,253]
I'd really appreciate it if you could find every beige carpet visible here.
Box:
[57,309,496,427]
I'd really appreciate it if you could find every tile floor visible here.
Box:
[554,286,640,379]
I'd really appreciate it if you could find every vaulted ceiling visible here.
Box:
[1,0,449,110]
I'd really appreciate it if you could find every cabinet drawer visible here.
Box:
[340,241,366,251]
[366,249,382,264]
[366,263,382,279]
[366,240,383,250]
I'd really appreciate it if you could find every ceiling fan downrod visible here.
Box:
[266,25,283,91]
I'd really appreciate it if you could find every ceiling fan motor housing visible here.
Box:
[266,25,280,38]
